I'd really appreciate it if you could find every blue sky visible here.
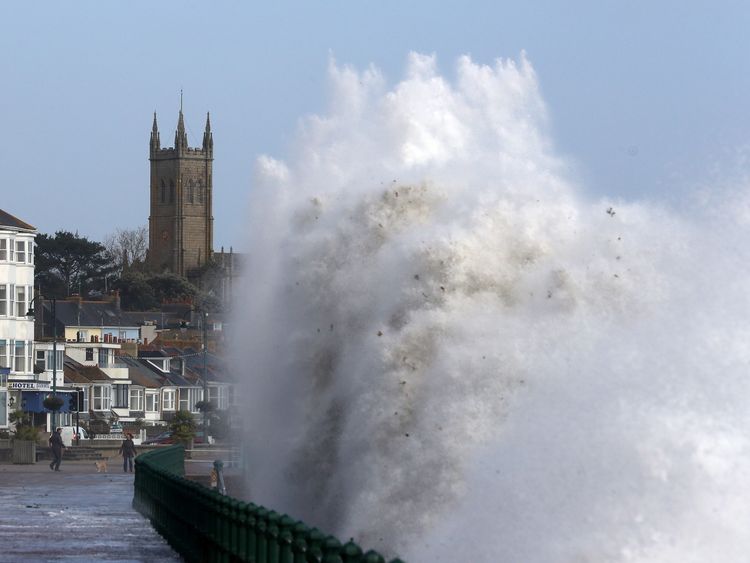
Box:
[2,1,749,248]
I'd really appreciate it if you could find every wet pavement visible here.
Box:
[0,460,181,562]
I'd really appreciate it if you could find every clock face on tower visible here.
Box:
[161,230,169,241]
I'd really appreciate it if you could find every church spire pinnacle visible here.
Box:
[202,112,213,152]
[150,111,160,153]
[175,97,187,150]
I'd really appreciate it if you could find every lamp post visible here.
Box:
[180,309,210,443]
[27,295,57,429]
[202,311,208,442]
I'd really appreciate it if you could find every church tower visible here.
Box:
[148,108,214,277]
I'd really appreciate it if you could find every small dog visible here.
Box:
[94,458,109,473]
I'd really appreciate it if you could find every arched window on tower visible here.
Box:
[188,180,194,204]
[169,180,175,203]
[160,180,166,204]
[197,180,203,204]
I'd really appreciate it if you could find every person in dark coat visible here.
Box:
[49,427,65,471]
[118,432,137,473]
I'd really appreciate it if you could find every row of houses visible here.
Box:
[0,209,236,435]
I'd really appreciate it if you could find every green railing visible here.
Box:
[133,445,405,563]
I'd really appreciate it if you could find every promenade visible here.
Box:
[0,460,181,562]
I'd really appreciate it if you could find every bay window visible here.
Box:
[113,384,129,408]
[129,388,144,411]
[0,340,7,369]
[14,341,25,373]
[178,388,200,412]
[162,389,176,410]
[0,285,6,316]
[145,392,159,413]
[208,386,228,410]
[92,385,112,411]
[15,240,25,263]
[15,285,26,317]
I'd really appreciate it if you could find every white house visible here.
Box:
[0,210,36,429]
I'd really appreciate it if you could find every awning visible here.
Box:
[20,391,74,413]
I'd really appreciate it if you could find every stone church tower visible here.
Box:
[148,109,214,277]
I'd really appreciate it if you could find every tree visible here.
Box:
[170,410,196,446]
[149,273,197,304]
[115,272,158,310]
[114,271,198,310]
[35,231,115,298]
[103,225,148,276]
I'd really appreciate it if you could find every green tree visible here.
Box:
[169,410,196,445]
[149,273,197,304]
[35,231,115,297]
[114,271,198,311]
[115,272,159,310]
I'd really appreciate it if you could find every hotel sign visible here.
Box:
[8,381,51,391]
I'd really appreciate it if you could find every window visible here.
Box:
[129,388,144,411]
[208,386,228,410]
[85,348,94,361]
[82,387,89,412]
[28,242,33,265]
[178,388,201,412]
[0,285,6,316]
[197,181,203,204]
[0,239,6,261]
[41,350,63,371]
[15,240,25,263]
[0,390,6,428]
[35,350,45,372]
[145,392,159,412]
[15,286,25,317]
[98,348,111,368]
[14,341,25,373]
[169,180,175,203]
[92,385,112,411]
[160,180,166,203]
[162,389,175,410]
[0,340,8,369]
[113,384,129,408]
[188,180,194,203]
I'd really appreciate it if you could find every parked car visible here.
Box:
[110,422,123,434]
[142,430,212,445]
[59,426,89,447]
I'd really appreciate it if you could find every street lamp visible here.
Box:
[27,295,58,429]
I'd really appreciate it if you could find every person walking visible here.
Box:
[49,427,65,471]
[118,432,137,473]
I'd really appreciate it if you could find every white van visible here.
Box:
[58,426,89,447]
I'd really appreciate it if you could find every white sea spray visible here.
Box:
[233,52,750,562]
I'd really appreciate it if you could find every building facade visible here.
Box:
[0,210,37,428]
[148,109,214,277]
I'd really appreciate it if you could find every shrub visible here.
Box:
[169,410,196,445]
[13,424,39,442]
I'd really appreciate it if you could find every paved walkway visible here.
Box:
[0,460,181,562]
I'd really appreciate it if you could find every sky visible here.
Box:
[2,1,750,250]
